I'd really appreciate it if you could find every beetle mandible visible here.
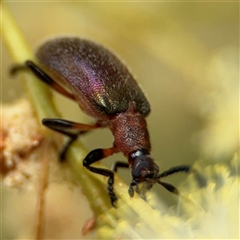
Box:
[11,37,190,206]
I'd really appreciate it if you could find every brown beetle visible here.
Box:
[12,37,190,206]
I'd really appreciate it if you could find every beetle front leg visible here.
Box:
[111,161,129,172]
[82,148,118,207]
[128,180,137,198]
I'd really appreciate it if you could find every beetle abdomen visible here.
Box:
[36,38,150,117]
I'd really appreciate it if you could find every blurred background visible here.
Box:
[2,2,239,239]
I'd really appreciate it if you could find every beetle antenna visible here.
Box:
[157,165,190,179]
[156,165,190,196]
[157,180,179,195]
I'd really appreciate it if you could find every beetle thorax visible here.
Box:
[109,102,151,157]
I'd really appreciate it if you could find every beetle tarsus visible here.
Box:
[10,64,28,76]
[107,176,118,207]
[128,180,137,198]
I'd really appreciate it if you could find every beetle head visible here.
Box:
[128,149,159,198]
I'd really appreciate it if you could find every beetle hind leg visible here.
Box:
[10,60,75,100]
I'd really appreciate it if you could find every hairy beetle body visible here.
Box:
[37,38,150,119]
[11,37,190,206]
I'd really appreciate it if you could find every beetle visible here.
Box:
[11,37,190,206]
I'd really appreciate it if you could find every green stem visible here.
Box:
[1,2,111,216]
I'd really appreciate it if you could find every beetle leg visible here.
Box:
[59,135,79,161]
[111,161,129,172]
[11,61,75,100]
[82,148,118,207]
[42,118,100,161]
[42,118,99,135]
[128,180,137,198]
